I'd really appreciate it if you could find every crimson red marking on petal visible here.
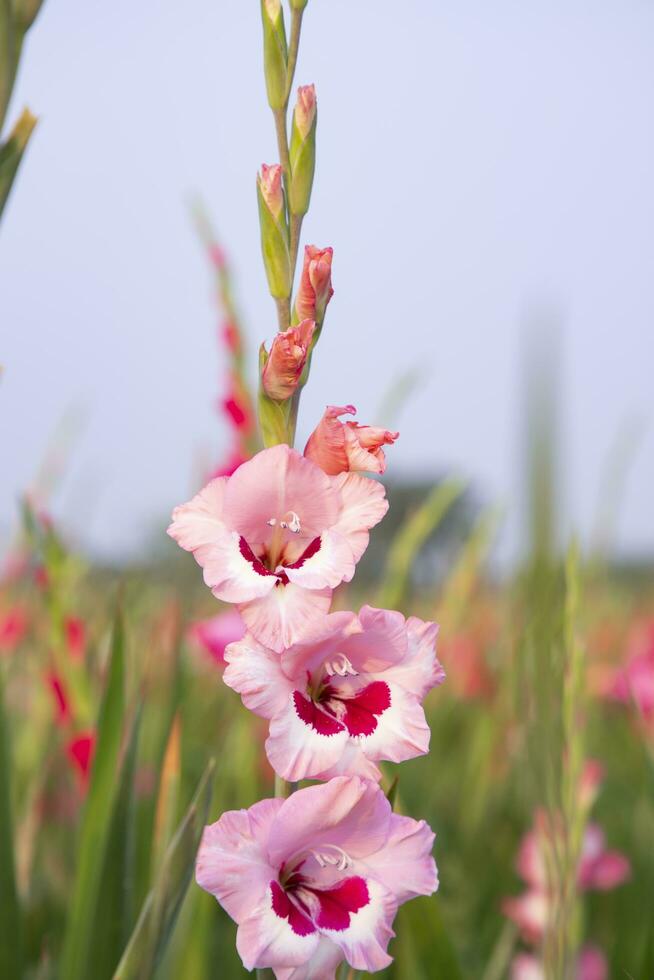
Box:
[314,876,370,931]
[342,681,391,737]
[238,537,277,577]
[293,690,345,736]
[271,880,316,936]
[285,536,322,570]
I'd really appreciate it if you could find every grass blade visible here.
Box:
[60,611,126,980]
[0,670,22,979]
[113,758,215,979]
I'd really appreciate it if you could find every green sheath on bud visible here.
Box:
[257,344,294,446]
[260,0,288,111]
[289,97,317,217]
[257,178,291,300]
[0,108,37,220]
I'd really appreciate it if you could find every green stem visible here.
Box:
[274,773,292,799]
[284,8,304,103]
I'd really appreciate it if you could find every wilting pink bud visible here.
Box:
[294,83,316,139]
[258,163,284,221]
[305,404,399,476]
[295,244,333,323]
[262,319,315,400]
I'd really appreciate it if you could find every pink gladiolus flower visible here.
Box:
[188,609,246,667]
[295,245,334,324]
[168,445,388,652]
[196,776,438,977]
[262,320,316,401]
[259,163,285,220]
[0,606,27,652]
[304,405,399,476]
[224,606,443,782]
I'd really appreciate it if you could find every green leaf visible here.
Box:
[0,106,37,221]
[0,0,16,131]
[90,706,142,979]
[60,611,127,980]
[0,670,22,979]
[113,759,215,980]
[392,895,463,980]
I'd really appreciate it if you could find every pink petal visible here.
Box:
[354,682,431,765]
[576,945,608,980]
[222,445,339,549]
[188,610,246,666]
[283,530,356,589]
[223,634,295,719]
[360,812,438,903]
[239,582,332,653]
[196,798,283,921]
[265,692,349,781]
[236,884,320,970]
[267,777,392,870]
[167,477,228,551]
[319,876,396,973]
[330,472,388,564]
[273,937,343,980]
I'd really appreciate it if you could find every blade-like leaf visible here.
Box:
[0,106,37,220]
[0,0,16,131]
[377,477,466,610]
[113,759,215,980]
[91,705,142,979]
[60,612,126,980]
[0,670,22,979]
[151,712,182,875]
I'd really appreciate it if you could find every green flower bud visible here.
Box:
[257,164,291,300]
[257,343,294,446]
[261,0,288,111]
[289,84,317,217]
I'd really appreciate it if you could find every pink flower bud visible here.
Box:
[258,163,284,221]
[262,319,315,401]
[295,244,333,323]
[294,83,316,140]
[304,404,399,475]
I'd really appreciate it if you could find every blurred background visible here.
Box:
[1,3,653,980]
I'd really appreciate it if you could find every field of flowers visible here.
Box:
[2,2,653,979]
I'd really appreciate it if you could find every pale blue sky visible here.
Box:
[1,0,653,563]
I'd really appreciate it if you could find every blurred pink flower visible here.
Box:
[46,671,71,726]
[504,809,630,942]
[188,610,246,667]
[511,946,607,980]
[304,405,399,477]
[64,616,86,660]
[168,445,387,652]
[67,731,96,787]
[262,320,316,401]
[295,245,334,324]
[224,606,443,782]
[0,606,27,653]
[195,776,437,977]
[609,629,654,724]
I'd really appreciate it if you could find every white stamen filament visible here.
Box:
[308,844,352,872]
[280,511,301,533]
[324,653,358,678]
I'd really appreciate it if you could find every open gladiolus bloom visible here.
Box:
[168,445,388,651]
[196,777,437,977]
[224,606,443,781]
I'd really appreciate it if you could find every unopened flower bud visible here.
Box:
[261,319,315,401]
[304,405,399,475]
[289,84,317,216]
[294,244,333,325]
[290,0,309,9]
[261,0,288,110]
[257,164,291,299]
